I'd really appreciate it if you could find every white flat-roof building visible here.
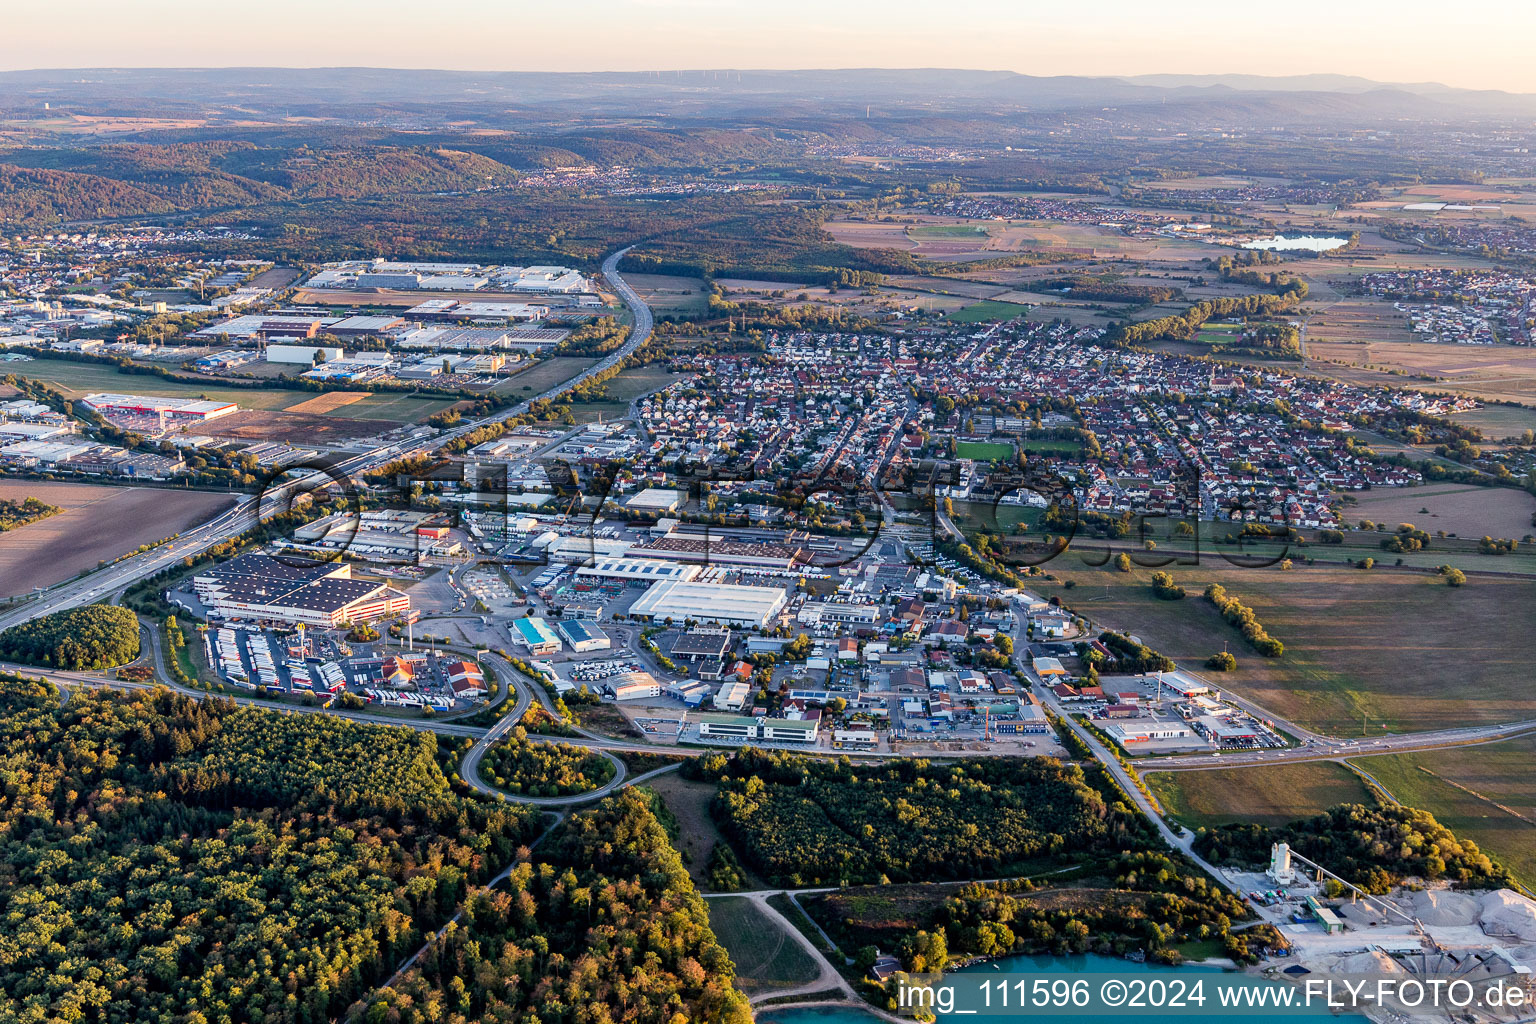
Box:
[715,679,752,711]
[573,558,701,584]
[626,487,685,513]
[607,670,661,701]
[1102,720,1196,744]
[628,579,788,629]
[557,619,611,653]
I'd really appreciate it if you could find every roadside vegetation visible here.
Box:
[479,734,616,796]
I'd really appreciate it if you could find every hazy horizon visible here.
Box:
[4,0,1534,94]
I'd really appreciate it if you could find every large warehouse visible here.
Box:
[193,553,410,627]
[83,393,239,430]
[629,536,807,570]
[573,558,701,584]
[627,579,788,629]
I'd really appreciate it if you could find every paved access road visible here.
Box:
[1143,717,1536,771]
[0,247,655,635]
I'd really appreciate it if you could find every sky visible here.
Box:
[6,0,1536,93]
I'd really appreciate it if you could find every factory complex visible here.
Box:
[302,260,591,294]
[191,553,411,628]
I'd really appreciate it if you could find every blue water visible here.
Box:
[757,952,1368,1023]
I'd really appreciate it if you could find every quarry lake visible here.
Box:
[1241,234,1350,252]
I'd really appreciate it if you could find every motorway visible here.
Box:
[0,246,654,634]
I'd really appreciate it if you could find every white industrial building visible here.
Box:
[1102,719,1196,744]
[627,580,788,629]
[532,532,635,564]
[557,619,611,653]
[714,679,752,711]
[607,671,661,701]
[266,343,344,365]
[625,487,684,513]
[573,558,701,584]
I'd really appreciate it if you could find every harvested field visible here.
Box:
[1147,762,1377,830]
[1032,560,1536,735]
[1306,297,1412,345]
[0,481,234,597]
[823,220,919,251]
[285,391,369,414]
[625,273,709,317]
[320,393,461,422]
[195,409,400,443]
[1343,483,1536,539]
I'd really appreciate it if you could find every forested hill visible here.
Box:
[0,680,746,1023]
[0,141,521,227]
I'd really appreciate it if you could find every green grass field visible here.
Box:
[494,356,598,397]
[910,224,991,238]
[1351,734,1536,887]
[708,897,822,995]
[1032,560,1536,735]
[11,360,306,410]
[598,364,685,404]
[955,440,1015,461]
[949,299,1031,324]
[1195,329,1240,345]
[1147,762,1377,831]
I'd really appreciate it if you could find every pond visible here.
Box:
[1241,234,1349,252]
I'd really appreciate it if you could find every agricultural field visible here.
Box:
[1032,559,1536,735]
[948,299,1030,324]
[0,481,235,597]
[625,273,710,317]
[1305,296,1413,346]
[954,440,1015,461]
[706,898,822,996]
[1296,338,1536,435]
[1352,733,1536,887]
[909,223,992,239]
[1342,483,1536,539]
[317,392,461,422]
[194,409,403,443]
[1146,762,1378,831]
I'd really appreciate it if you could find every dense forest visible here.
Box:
[361,789,753,1024]
[480,735,617,797]
[696,750,1154,886]
[0,604,141,669]
[0,680,542,1023]
[1193,804,1513,893]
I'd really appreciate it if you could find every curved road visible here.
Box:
[0,247,654,636]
